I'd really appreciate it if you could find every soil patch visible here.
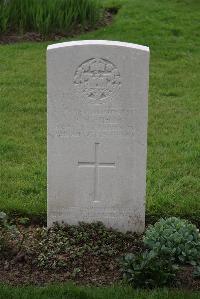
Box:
[0,222,142,286]
[0,223,200,290]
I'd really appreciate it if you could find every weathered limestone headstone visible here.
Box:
[47,40,149,232]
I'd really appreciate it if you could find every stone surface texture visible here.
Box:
[47,40,149,232]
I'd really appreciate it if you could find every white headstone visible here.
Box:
[47,40,149,232]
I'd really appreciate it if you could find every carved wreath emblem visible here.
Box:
[73,58,121,104]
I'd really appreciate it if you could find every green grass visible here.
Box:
[0,284,199,299]
[0,0,200,221]
[0,0,100,35]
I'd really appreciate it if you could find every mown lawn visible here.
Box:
[0,284,200,299]
[0,0,199,221]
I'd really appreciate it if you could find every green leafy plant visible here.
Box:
[193,265,200,278]
[0,212,7,224]
[122,251,178,288]
[34,225,70,269]
[17,217,30,226]
[0,212,19,255]
[144,217,200,266]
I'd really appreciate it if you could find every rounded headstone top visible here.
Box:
[47,40,149,52]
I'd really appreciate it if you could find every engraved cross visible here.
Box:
[78,143,116,203]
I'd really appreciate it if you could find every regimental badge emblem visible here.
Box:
[73,58,121,104]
